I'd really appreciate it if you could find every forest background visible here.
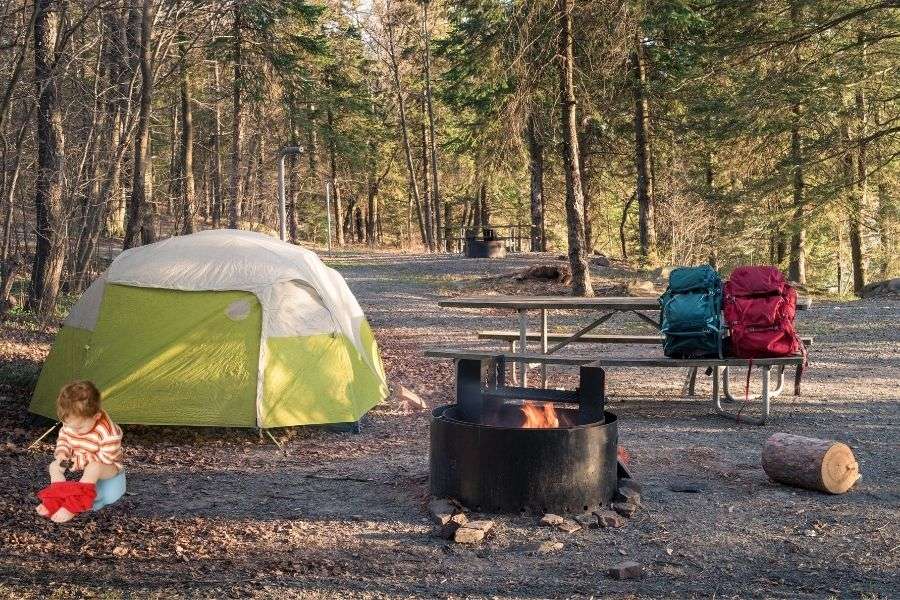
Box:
[0,0,897,314]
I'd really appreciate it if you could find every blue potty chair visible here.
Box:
[92,471,126,511]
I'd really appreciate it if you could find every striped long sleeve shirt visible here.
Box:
[54,411,123,471]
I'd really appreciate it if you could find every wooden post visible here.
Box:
[762,433,860,494]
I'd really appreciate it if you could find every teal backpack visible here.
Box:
[659,265,723,358]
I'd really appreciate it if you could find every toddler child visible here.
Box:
[36,380,123,523]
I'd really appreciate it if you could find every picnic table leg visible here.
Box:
[518,309,528,387]
[713,364,771,425]
[722,365,786,402]
[540,309,548,388]
[794,364,803,396]
[682,367,699,397]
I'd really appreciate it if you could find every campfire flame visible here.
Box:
[520,401,560,428]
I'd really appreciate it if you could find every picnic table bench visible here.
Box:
[476,329,813,398]
[425,349,805,425]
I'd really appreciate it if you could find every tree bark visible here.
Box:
[787,2,806,284]
[850,33,870,293]
[422,0,441,250]
[787,108,806,283]
[28,0,66,314]
[526,113,544,252]
[229,6,242,228]
[123,0,155,249]
[327,107,344,246]
[386,20,427,248]
[210,61,224,227]
[620,193,635,259]
[420,115,434,250]
[73,6,132,290]
[557,0,593,296]
[306,106,320,236]
[479,180,491,229]
[762,433,860,494]
[366,170,378,246]
[287,103,300,244]
[179,43,195,234]
[580,117,594,253]
[631,32,656,261]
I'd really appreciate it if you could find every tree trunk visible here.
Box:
[557,0,593,296]
[355,205,364,243]
[762,433,860,494]
[526,114,544,252]
[851,34,870,293]
[107,7,132,240]
[386,21,427,248]
[73,7,131,290]
[2,117,28,268]
[306,107,320,236]
[326,108,344,246]
[580,117,594,253]
[287,108,300,244]
[179,43,195,234]
[479,180,491,229]
[423,0,442,251]
[787,2,806,284]
[620,193,635,259]
[168,101,178,218]
[28,0,66,314]
[211,62,224,227]
[420,116,434,250]
[366,173,378,246]
[123,0,154,250]
[229,6,242,228]
[631,32,656,261]
[787,107,806,284]
[472,187,482,232]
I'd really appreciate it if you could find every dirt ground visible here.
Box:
[1,250,898,599]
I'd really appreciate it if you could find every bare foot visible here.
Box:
[50,507,75,523]
[35,504,50,517]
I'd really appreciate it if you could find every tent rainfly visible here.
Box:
[30,230,388,428]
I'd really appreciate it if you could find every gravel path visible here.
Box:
[1,250,897,599]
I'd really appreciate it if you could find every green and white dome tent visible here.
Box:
[31,229,388,428]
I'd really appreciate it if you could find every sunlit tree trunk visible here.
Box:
[422,0,442,250]
[420,114,434,250]
[557,0,592,296]
[386,20,427,249]
[631,32,656,261]
[580,117,595,253]
[326,107,344,245]
[209,62,223,227]
[179,43,195,234]
[850,33,870,293]
[787,3,806,284]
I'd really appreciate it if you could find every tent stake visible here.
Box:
[264,429,285,450]
[28,422,60,450]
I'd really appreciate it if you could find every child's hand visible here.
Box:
[49,459,67,479]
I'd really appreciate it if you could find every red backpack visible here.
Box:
[723,266,801,358]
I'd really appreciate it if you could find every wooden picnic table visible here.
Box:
[439,295,663,386]
[439,294,810,388]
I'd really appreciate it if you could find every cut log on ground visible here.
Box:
[761,433,860,494]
